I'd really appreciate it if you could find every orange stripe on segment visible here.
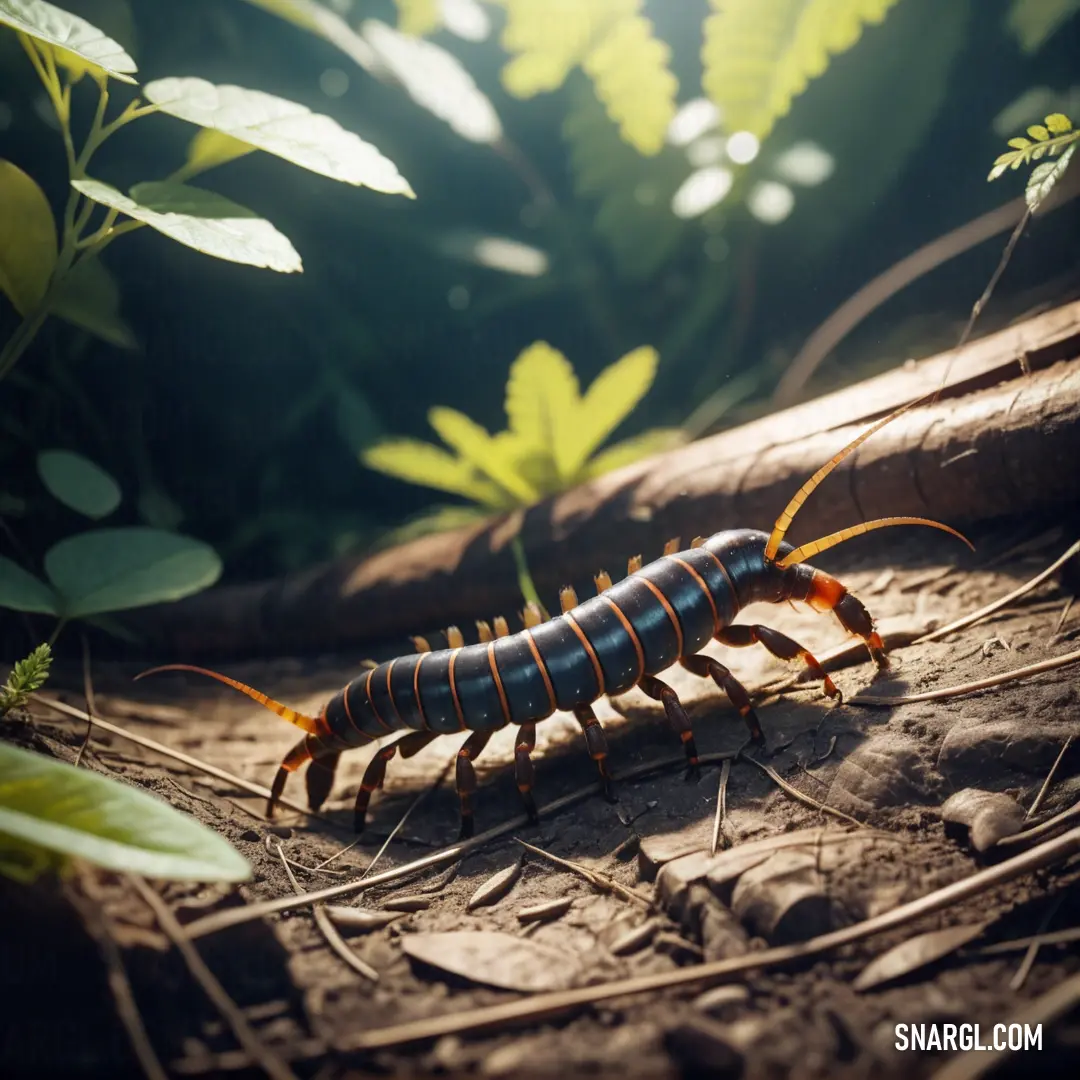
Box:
[384,658,406,728]
[670,556,719,633]
[340,682,370,742]
[699,547,737,603]
[638,577,684,656]
[524,630,557,715]
[487,642,511,726]
[564,613,605,696]
[413,652,430,730]
[601,597,645,681]
[447,649,466,731]
[364,668,392,732]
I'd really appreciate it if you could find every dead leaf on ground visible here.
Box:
[942,789,1026,851]
[467,856,523,912]
[730,850,838,944]
[516,897,572,924]
[324,907,403,933]
[853,921,990,991]
[402,931,581,992]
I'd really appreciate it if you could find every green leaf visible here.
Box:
[1027,124,1050,141]
[581,427,683,478]
[503,341,581,468]
[142,77,415,196]
[44,527,222,618]
[395,0,439,35]
[50,254,137,349]
[427,406,538,503]
[1026,143,1075,210]
[0,556,59,615]
[1005,0,1080,54]
[240,0,379,71]
[37,449,122,519]
[377,504,492,548]
[702,0,903,141]
[361,439,511,508]
[0,159,56,317]
[1045,113,1074,135]
[0,642,52,715]
[71,178,303,273]
[1008,136,1032,149]
[572,345,659,475]
[0,741,251,881]
[0,0,137,83]
[184,128,255,174]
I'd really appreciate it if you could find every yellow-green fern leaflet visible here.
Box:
[702,0,903,142]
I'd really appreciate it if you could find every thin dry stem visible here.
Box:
[850,648,1080,706]
[516,839,651,908]
[740,754,865,829]
[277,845,379,982]
[338,823,1080,1051]
[129,877,300,1080]
[916,540,1080,644]
[74,634,96,769]
[185,749,738,939]
[1027,736,1074,820]
[711,758,730,857]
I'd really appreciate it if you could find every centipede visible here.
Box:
[138,394,973,839]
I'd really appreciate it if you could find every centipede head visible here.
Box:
[762,394,974,567]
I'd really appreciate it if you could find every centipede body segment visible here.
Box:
[138,398,973,839]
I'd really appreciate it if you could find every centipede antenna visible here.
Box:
[133,664,320,735]
[627,554,643,574]
[476,620,494,643]
[411,635,432,653]
[777,517,974,568]
[359,659,378,670]
[663,537,681,556]
[493,615,511,638]
[764,393,935,563]
[560,586,579,613]
[690,536,705,548]
[522,602,544,629]
[594,570,613,593]
[445,625,465,649]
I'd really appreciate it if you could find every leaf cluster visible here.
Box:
[362,342,681,530]
[988,112,1078,211]
[0,740,250,883]
[0,644,52,716]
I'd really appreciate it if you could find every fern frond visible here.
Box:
[702,0,901,141]
[0,643,52,716]
[988,112,1078,185]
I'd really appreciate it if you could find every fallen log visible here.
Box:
[126,301,1080,659]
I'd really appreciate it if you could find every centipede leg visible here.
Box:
[514,723,540,824]
[352,731,435,833]
[679,655,764,745]
[573,704,616,803]
[455,729,493,840]
[639,675,702,780]
[803,570,888,668]
[268,736,314,818]
[716,625,841,702]
[305,743,342,813]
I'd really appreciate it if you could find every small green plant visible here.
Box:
[0,448,220,641]
[0,740,250,883]
[362,340,681,536]
[0,644,52,716]
[988,112,1078,210]
[0,0,413,383]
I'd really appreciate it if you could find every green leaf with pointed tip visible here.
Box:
[184,128,255,174]
[0,741,251,882]
[37,449,121,519]
[362,439,511,508]
[0,159,56,317]
[44,527,222,618]
[1026,143,1075,211]
[0,0,137,83]
[72,178,302,273]
[581,427,684,479]
[143,77,414,196]
[0,556,59,615]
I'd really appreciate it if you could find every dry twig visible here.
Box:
[1027,736,1074,820]
[129,877,300,1080]
[916,540,1080,644]
[74,634,96,768]
[1009,894,1063,992]
[740,753,864,829]
[710,758,731,857]
[185,749,738,939]
[850,648,1080,706]
[338,823,1080,1051]
[516,839,650,908]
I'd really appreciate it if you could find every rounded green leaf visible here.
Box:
[51,255,137,349]
[0,0,137,83]
[0,159,56,317]
[184,128,255,174]
[142,77,415,196]
[0,741,251,881]
[37,449,122,519]
[0,556,58,615]
[44,527,222,618]
[71,178,303,273]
